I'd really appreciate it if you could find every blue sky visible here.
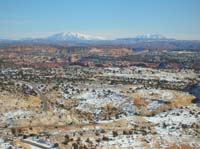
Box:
[0,0,200,39]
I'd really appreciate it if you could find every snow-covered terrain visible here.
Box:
[75,89,127,114]
[146,106,200,136]
[103,66,197,83]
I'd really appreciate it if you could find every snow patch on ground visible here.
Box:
[0,139,16,149]
[1,110,33,124]
[99,135,144,148]
[147,100,165,111]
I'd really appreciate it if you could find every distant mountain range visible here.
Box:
[1,32,200,50]
[46,32,175,42]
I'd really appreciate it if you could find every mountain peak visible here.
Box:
[48,32,104,41]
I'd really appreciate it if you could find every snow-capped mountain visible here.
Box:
[114,34,173,45]
[135,34,167,40]
[47,32,104,41]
